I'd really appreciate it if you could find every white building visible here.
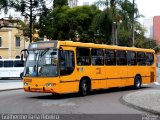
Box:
[78,0,96,6]
[68,0,78,8]
[83,2,89,5]
[143,18,153,39]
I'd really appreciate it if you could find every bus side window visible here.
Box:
[127,51,137,66]
[0,61,3,67]
[4,60,13,67]
[105,50,116,65]
[91,49,104,66]
[137,52,146,66]
[146,53,154,66]
[117,51,127,65]
[14,60,24,67]
[76,48,90,66]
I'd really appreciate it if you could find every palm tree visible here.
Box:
[93,0,119,44]
[93,0,143,45]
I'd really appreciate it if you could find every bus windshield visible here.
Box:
[24,49,58,77]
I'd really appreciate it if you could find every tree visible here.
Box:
[39,5,100,42]
[0,0,9,14]
[0,0,48,43]
[93,0,143,45]
[53,0,68,9]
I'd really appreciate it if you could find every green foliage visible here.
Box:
[0,0,8,14]
[92,0,159,49]
[0,0,49,42]
[2,0,157,49]
[39,5,101,42]
[117,29,132,46]
[53,0,68,8]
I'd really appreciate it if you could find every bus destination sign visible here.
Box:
[29,42,57,49]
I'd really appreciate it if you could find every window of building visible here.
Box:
[15,37,20,47]
[117,51,127,65]
[60,50,75,75]
[0,37,2,47]
[91,49,104,66]
[105,50,116,65]
[127,51,137,65]
[146,53,154,66]
[4,60,13,67]
[76,48,90,66]
[137,52,146,66]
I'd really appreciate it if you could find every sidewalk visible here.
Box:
[122,90,160,115]
[0,81,23,91]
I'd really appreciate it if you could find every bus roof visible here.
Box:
[30,40,155,53]
[58,41,155,53]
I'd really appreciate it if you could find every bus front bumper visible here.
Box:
[24,85,58,93]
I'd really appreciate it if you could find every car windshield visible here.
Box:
[24,49,58,77]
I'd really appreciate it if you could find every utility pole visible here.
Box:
[29,0,33,43]
[132,0,135,47]
[115,24,117,45]
[112,23,115,45]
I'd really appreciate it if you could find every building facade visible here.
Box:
[68,0,78,8]
[83,2,89,5]
[0,27,26,59]
[153,16,160,45]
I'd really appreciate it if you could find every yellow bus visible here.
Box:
[22,41,156,96]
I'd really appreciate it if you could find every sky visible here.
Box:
[78,0,160,24]
[1,0,160,24]
[131,0,160,23]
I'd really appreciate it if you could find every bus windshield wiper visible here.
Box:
[40,48,50,56]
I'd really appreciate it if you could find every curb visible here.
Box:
[120,95,160,115]
[0,88,23,92]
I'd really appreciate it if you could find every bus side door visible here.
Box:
[58,46,78,93]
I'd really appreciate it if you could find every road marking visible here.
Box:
[143,82,160,86]
[154,82,160,85]
[142,84,148,86]
[40,100,76,107]
[59,102,75,107]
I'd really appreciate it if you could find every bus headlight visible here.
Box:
[24,82,29,86]
[45,83,56,87]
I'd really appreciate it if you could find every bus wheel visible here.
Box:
[134,75,141,89]
[79,79,89,96]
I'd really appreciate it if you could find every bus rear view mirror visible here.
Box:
[21,49,29,59]
[21,54,23,61]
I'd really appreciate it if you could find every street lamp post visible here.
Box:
[116,20,122,46]
[115,24,117,45]
[132,0,135,47]
[112,22,116,45]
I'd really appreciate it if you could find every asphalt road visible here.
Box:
[0,68,159,114]
[0,85,157,114]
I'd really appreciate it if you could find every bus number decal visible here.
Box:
[96,68,101,74]
[24,79,32,82]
